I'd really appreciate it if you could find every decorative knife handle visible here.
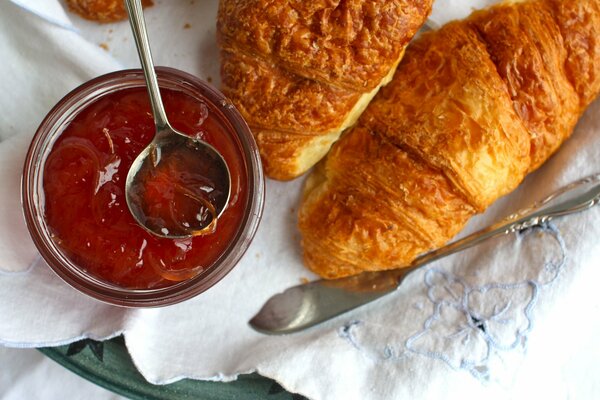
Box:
[411,174,600,269]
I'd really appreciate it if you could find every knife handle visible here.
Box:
[411,174,600,269]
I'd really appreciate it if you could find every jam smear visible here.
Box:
[43,87,247,289]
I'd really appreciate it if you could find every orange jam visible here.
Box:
[43,87,247,289]
[127,136,229,238]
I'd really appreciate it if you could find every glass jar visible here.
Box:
[22,68,264,307]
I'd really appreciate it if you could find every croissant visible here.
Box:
[217,0,433,180]
[299,0,600,279]
[66,0,153,22]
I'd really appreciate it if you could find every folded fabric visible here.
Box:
[1,1,599,399]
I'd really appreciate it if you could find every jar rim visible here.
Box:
[22,67,265,307]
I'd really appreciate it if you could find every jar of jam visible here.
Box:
[22,68,264,307]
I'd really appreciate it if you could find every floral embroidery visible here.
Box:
[338,223,567,379]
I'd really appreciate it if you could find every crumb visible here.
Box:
[108,29,113,33]
[207,76,213,83]
[290,207,295,214]
[184,23,191,29]
[255,253,261,259]
[190,0,195,4]
[99,42,109,51]
[300,277,310,284]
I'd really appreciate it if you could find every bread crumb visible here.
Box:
[207,76,213,83]
[300,277,310,284]
[184,23,191,29]
[99,43,109,51]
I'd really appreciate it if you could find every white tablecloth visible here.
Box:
[1,1,600,399]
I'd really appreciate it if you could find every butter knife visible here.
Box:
[250,174,600,334]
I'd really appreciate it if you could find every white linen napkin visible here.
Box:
[1,1,599,399]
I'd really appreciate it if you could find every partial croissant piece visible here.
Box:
[217,0,433,180]
[66,0,153,23]
[299,0,600,279]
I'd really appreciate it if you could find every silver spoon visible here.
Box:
[124,0,231,239]
[250,174,600,334]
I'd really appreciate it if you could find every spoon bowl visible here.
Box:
[124,0,231,239]
[125,129,231,239]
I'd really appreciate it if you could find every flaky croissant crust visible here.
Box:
[65,0,153,22]
[218,0,431,91]
[299,0,600,279]
[218,0,433,180]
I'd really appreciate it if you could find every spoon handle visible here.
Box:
[124,0,169,129]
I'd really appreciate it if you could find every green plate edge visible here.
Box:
[39,337,303,400]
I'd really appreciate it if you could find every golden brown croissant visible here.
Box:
[299,0,600,279]
[66,0,153,23]
[217,0,433,180]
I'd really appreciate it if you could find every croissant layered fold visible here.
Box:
[217,0,434,180]
[299,0,600,279]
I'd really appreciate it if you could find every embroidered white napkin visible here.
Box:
[1,1,599,399]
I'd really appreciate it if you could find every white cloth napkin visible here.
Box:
[1,1,599,399]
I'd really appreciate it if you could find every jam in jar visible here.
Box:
[22,68,264,306]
